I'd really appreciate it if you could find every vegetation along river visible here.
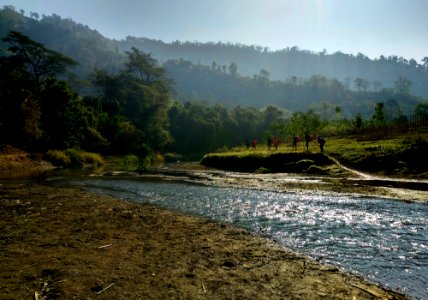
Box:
[50,176,428,299]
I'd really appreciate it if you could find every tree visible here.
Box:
[231,105,261,141]
[351,77,370,92]
[286,111,322,138]
[394,76,412,95]
[354,77,364,92]
[384,99,402,121]
[335,106,341,116]
[355,113,363,129]
[421,57,428,69]
[371,80,382,92]
[414,102,428,118]
[261,106,283,133]
[124,47,167,85]
[258,69,270,81]
[228,62,238,77]
[39,79,99,149]
[373,102,385,127]
[0,31,79,149]
[92,48,172,154]
[30,11,39,20]
[2,31,77,91]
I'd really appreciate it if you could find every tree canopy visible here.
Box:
[0,31,81,149]
[1,22,427,161]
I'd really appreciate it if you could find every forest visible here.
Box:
[2,6,428,98]
[1,6,428,162]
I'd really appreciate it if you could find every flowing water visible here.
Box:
[53,177,428,299]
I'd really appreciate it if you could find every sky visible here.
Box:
[2,0,428,62]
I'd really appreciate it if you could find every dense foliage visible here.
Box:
[163,59,422,117]
[0,31,170,158]
[0,31,82,150]
[88,47,172,155]
[1,6,428,104]
[1,6,428,162]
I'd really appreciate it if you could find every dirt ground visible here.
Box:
[0,183,410,299]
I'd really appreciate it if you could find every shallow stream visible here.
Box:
[52,177,428,299]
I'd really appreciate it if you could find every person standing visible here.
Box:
[251,138,257,150]
[305,134,310,152]
[318,135,325,152]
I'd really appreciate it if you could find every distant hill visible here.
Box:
[1,5,427,117]
[118,36,428,98]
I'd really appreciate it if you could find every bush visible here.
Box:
[255,166,270,173]
[46,149,104,168]
[79,151,105,167]
[46,150,71,167]
[64,148,84,167]
[116,155,140,171]
[141,152,165,169]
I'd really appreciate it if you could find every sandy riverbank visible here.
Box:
[0,183,410,299]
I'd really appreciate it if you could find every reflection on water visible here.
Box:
[53,178,427,299]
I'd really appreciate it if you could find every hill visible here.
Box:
[118,36,428,99]
[0,5,427,117]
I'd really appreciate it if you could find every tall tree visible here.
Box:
[373,102,385,127]
[92,48,172,154]
[421,57,428,69]
[354,77,368,92]
[371,80,382,92]
[2,31,77,91]
[414,102,428,118]
[228,62,238,77]
[394,76,412,95]
[124,47,166,84]
[0,31,79,149]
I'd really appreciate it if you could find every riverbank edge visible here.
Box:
[0,183,410,299]
[200,152,337,174]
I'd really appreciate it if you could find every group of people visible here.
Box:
[267,136,280,150]
[303,134,325,152]
[247,134,326,152]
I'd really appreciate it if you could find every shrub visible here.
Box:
[46,150,71,167]
[64,148,84,168]
[141,152,165,169]
[79,151,105,167]
[255,166,270,173]
[46,149,105,168]
[117,155,140,171]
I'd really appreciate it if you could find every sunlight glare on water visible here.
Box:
[59,178,428,299]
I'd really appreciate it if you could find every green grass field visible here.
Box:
[203,134,428,178]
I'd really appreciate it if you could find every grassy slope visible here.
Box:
[325,135,428,178]
[201,135,428,179]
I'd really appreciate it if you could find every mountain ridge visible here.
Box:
[1,5,427,116]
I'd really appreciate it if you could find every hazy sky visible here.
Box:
[2,0,427,62]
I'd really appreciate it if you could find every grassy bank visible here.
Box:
[201,134,428,179]
[325,135,428,178]
[201,152,338,175]
[0,144,168,174]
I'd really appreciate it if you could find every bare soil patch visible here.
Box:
[0,183,409,299]
[0,145,53,178]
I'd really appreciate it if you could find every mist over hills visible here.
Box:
[1,5,427,118]
[119,36,428,96]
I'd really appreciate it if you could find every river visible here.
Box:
[50,176,428,299]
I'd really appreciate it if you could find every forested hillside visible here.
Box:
[1,5,428,101]
[120,36,428,98]
[163,58,421,117]
[1,6,428,161]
